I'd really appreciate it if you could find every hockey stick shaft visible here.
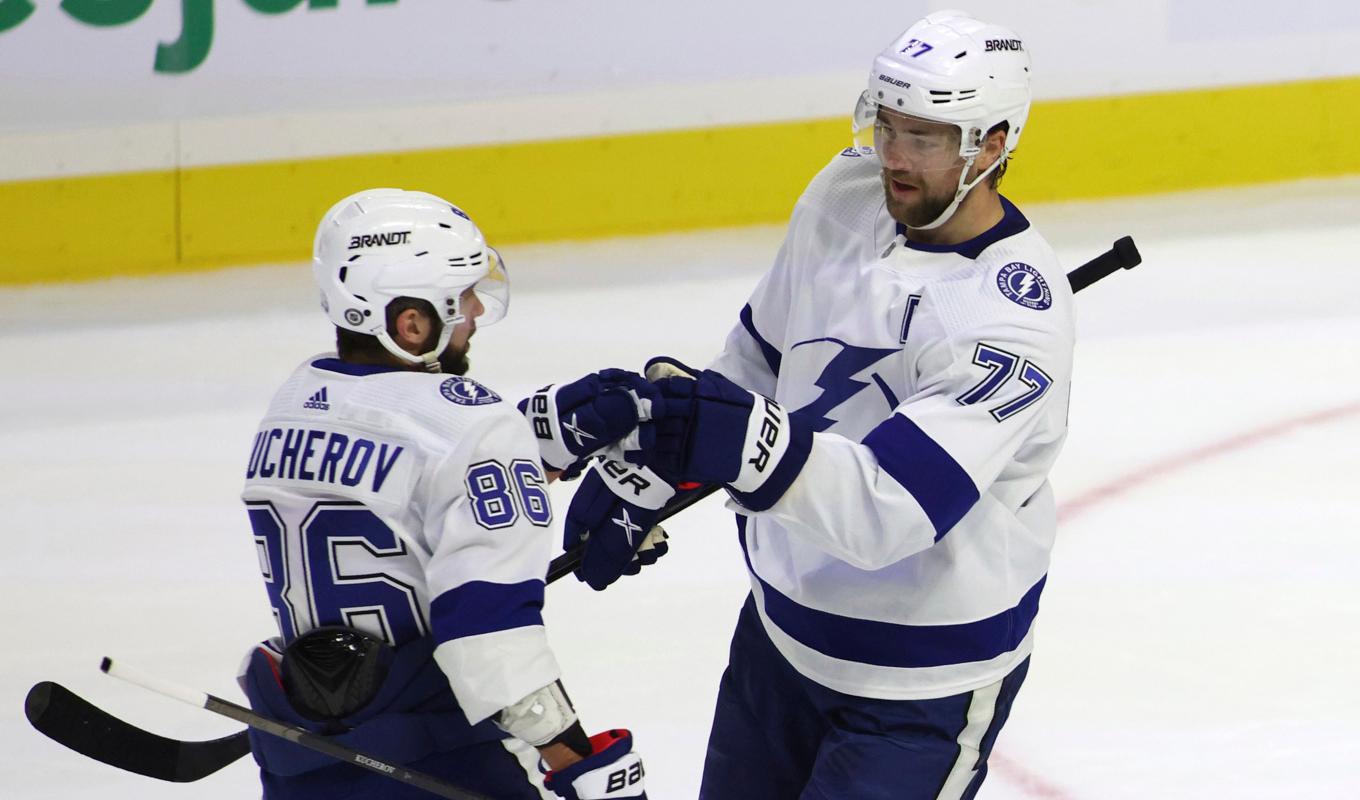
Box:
[100,658,492,800]
[546,236,1143,585]
[1066,235,1141,293]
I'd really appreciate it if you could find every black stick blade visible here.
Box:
[25,681,250,782]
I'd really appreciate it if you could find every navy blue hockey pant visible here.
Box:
[239,638,546,799]
[259,739,545,800]
[700,595,1030,800]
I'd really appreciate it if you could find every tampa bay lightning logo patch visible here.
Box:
[439,377,501,406]
[996,262,1052,310]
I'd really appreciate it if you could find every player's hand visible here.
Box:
[646,355,813,512]
[564,459,673,591]
[544,729,647,800]
[518,369,661,472]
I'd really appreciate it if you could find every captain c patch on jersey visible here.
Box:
[996,262,1052,311]
[440,376,502,406]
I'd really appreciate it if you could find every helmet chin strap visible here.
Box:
[909,154,1006,232]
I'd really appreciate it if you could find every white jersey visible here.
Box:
[241,356,559,725]
[709,150,1075,700]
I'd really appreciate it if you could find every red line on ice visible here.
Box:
[990,751,1079,800]
[1057,399,1360,524]
[991,398,1360,799]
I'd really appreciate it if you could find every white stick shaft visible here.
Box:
[100,657,210,709]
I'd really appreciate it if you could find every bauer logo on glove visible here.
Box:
[544,729,647,800]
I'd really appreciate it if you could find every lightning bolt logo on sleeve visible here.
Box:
[789,338,899,432]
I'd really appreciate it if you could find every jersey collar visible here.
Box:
[895,195,1030,260]
[310,357,406,377]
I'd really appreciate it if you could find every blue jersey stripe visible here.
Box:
[310,357,404,377]
[862,413,979,540]
[739,304,782,376]
[430,579,545,643]
[740,522,1045,669]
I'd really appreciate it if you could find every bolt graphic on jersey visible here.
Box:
[996,262,1052,310]
[562,413,596,448]
[791,339,899,432]
[611,507,644,546]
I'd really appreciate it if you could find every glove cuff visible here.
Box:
[725,400,813,512]
[590,460,676,511]
[544,729,645,800]
[520,385,576,472]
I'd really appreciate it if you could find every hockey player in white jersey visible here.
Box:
[570,10,1070,799]
[239,189,649,800]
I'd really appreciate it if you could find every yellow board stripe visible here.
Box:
[1,171,180,284]
[2,75,1357,285]
[1009,76,1360,202]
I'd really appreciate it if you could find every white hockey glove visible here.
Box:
[544,729,647,800]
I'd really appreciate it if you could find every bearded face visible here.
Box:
[872,110,967,229]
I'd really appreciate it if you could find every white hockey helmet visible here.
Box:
[852,10,1032,229]
[312,188,509,371]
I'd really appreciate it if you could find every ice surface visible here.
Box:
[3,178,1358,798]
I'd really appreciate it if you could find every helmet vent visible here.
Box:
[438,223,452,229]
[338,267,348,283]
[954,51,967,59]
[415,251,429,257]
[347,254,360,262]
[928,89,978,105]
[448,251,486,268]
[335,203,365,223]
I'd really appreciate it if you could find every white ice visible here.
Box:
[3,178,1359,799]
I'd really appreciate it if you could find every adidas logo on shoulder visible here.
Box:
[303,387,330,411]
